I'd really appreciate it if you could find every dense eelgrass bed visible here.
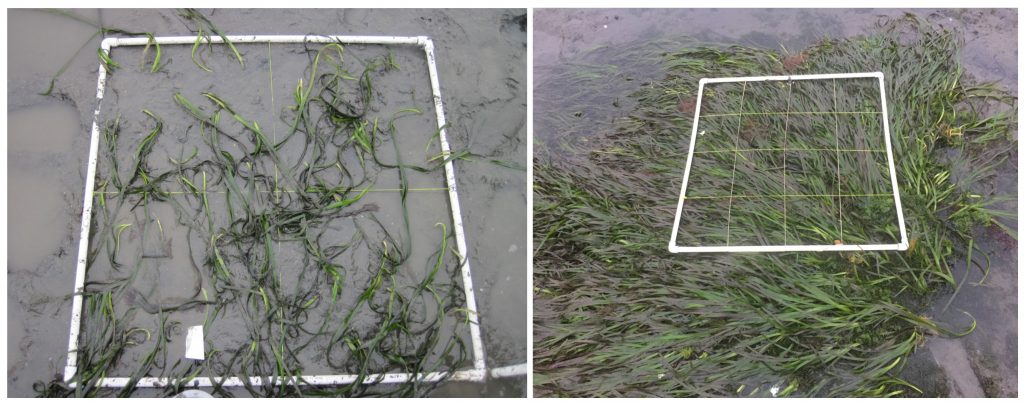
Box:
[38,15,478,398]
[533,15,1016,397]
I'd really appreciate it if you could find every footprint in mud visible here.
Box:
[123,288,162,314]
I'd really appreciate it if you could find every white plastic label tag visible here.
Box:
[185,325,205,360]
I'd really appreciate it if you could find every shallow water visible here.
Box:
[534,8,1017,397]
[535,9,1017,155]
[6,8,526,397]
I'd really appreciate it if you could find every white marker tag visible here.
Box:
[185,325,205,360]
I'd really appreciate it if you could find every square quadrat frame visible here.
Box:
[65,35,487,388]
[668,72,909,253]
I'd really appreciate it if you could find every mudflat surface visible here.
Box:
[534,8,1016,397]
[7,8,527,397]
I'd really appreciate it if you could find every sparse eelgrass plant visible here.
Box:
[31,9,163,95]
[37,25,480,397]
[533,15,1015,397]
[178,8,246,71]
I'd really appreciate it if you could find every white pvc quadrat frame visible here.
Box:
[65,35,487,389]
[668,72,909,253]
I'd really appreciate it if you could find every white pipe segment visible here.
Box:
[103,35,425,48]
[669,72,908,253]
